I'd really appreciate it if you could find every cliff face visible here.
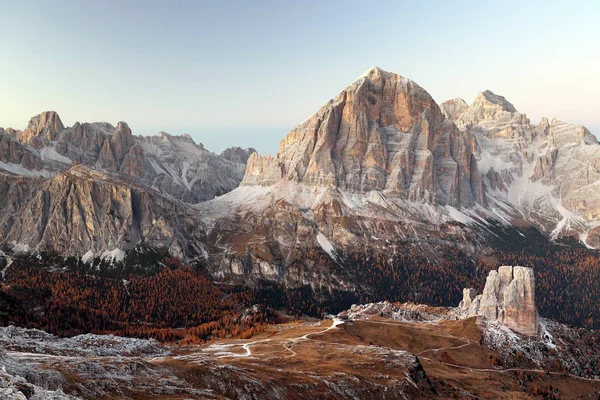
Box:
[243,67,484,207]
[459,266,538,336]
[0,165,207,259]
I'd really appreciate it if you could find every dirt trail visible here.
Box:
[201,317,345,359]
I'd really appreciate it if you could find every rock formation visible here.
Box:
[441,90,600,243]
[243,66,484,207]
[196,67,600,285]
[459,266,538,336]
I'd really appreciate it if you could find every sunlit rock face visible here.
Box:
[18,111,65,148]
[460,266,538,336]
[0,165,208,259]
[243,66,485,207]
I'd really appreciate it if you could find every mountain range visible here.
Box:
[1,66,599,287]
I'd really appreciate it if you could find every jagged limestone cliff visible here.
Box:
[459,266,538,336]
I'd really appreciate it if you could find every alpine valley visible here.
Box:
[3,67,600,399]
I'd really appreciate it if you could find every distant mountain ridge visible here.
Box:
[0,111,255,203]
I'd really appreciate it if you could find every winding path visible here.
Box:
[207,317,345,359]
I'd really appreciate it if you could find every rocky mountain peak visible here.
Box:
[440,98,469,121]
[243,67,483,206]
[357,66,390,81]
[474,90,517,113]
[447,90,529,130]
[110,121,136,167]
[180,133,196,144]
[19,111,65,147]
[459,266,538,336]
[220,146,257,164]
[27,111,65,134]
[115,121,132,135]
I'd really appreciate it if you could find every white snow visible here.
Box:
[149,159,167,175]
[476,146,513,175]
[1,255,13,280]
[446,206,477,225]
[39,146,72,164]
[10,242,30,254]
[100,248,125,263]
[549,196,587,240]
[316,232,337,260]
[81,250,95,264]
[180,160,191,189]
[0,161,54,178]
[538,318,557,350]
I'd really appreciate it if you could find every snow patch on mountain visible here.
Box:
[549,197,588,240]
[39,146,72,164]
[81,250,95,264]
[0,162,54,178]
[101,248,125,263]
[446,206,477,225]
[316,232,337,260]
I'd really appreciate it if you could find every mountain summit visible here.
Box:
[244,67,484,206]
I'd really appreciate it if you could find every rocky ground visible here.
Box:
[3,301,600,399]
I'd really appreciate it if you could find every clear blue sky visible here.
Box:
[1,0,598,155]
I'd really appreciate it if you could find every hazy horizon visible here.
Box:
[1,0,598,155]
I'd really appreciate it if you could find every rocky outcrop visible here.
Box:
[459,266,538,336]
[242,153,282,186]
[220,146,257,164]
[458,288,477,310]
[440,98,469,121]
[17,111,65,148]
[110,121,136,167]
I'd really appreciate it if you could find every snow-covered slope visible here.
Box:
[443,91,600,246]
